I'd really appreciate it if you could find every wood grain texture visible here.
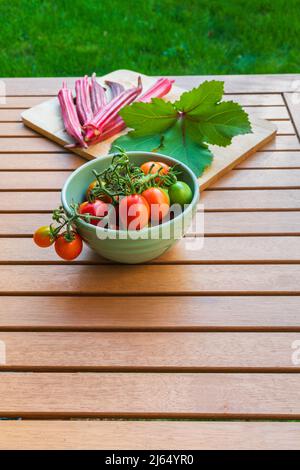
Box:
[0,153,84,170]
[246,106,288,119]
[202,189,300,211]
[270,120,295,135]
[1,420,299,450]
[0,264,298,294]
[1,211,299,236]
[0,171,71,190]
[0,332,299,371]
[0,192,60,211]
[0,372,300,418]
[263,135,300,151]
[0,109,22,122]
[210,169,300,189]
[237,151,300,168]
[0,236,299,264]
[0,296,299,331]
[0,137,64,152]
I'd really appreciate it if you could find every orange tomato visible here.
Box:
[33,226,54,248]
[142,187,170,222]
[54,232,83,260]
[140,161,170,184]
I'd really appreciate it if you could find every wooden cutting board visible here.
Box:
[21,69,277,190]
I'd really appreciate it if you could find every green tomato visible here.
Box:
[169,181,193,206]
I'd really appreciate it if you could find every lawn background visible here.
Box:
[1,0,299,77]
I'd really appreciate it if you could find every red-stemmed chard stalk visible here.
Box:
[84,76,143,142]
[88,78,174,144]
[58,81,87,148]
[75,75,93,125]
[90,73,106,114]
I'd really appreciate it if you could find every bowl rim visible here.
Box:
[61,151,199,236]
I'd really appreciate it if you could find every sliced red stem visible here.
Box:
[58,81,87,148]
[90,73,106,114]
[84,76,143,141]
[75,75,93,125]
[87,78,175,145]
[105,80,125,101]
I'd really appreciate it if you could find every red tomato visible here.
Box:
[33,226,54,248]
[79,200,109,226]
[140,161,170,184]
[54,232,83,260]
[119,195,150,230]
[142,187,170,222]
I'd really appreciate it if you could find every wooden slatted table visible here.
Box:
[0,74,300,450]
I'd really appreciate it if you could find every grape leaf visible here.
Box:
[113,80,252,176]
[161,120,213,175]
[112,133,162,153]
[174,80,224,115]
[118,98,177,137]
[189,100,252,147]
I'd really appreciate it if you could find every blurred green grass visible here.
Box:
[1,0,299,77]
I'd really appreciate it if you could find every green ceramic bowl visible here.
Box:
[61,151,199,264]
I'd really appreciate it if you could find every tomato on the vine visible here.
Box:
[119,195,150,230]
[86,180,112,203]
[140,161,170,184]
[142,187,170,222]
[168,181,193,206]
[54,232,83,260]
[33,226,54,248]
[79,200,109,226]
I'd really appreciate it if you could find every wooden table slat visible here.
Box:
[0,264,298,294]
[0,372,300,418]
[0,295,299,331]
[1,420,300,450]
[0,332,299,371]
[0,236,299,264]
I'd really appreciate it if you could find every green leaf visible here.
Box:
[112,132,162,153]
[192,101,252,147]
[118,98,177,137]
[175,80,224,115]
[161,119,213,176]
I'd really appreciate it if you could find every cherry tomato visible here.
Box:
[79,200,109,226]
[33,226,54,248]
[168,181,193,206]
[54,232,83,260]
[86,180,98,198]
[140,161,170,184]
[142,187,170,222]
[119,194,150,230]
[86,180,112,203]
